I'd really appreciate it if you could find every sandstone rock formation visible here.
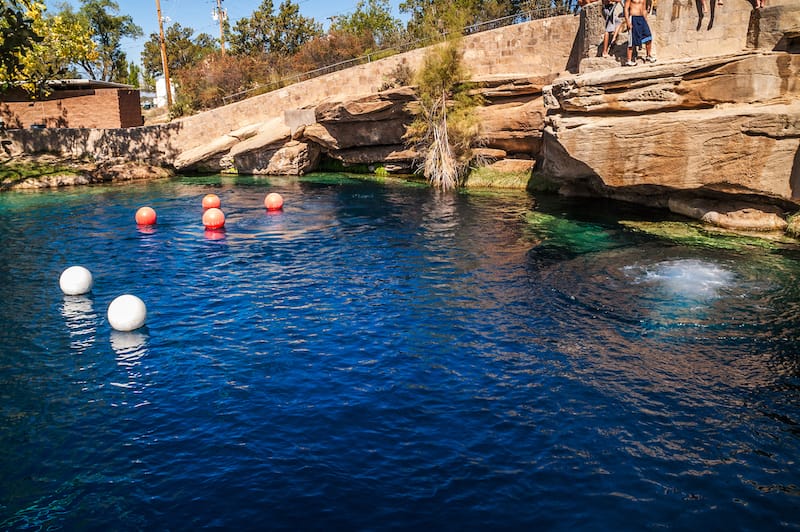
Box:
[170,78,548,180]
[540,51,800,231]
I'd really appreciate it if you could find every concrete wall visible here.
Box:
[579,0,755,61]
[0,88,143,129]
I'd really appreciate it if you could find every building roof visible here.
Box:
[46,79,136,90]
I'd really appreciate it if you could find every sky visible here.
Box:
[45,0,405,68]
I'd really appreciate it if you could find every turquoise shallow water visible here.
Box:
[1,174,799,530]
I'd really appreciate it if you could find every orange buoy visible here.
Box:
[135,206,157,226]
[264,192,284,211]
[202,207,225,229]
[202,193,221,210]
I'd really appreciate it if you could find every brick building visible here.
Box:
[0,80,143,129]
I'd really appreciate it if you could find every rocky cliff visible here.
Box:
[540,0,800,232]
[163,0,800,232]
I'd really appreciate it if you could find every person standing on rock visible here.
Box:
[601,0,625,57]
[624,0,656,66]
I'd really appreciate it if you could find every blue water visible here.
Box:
[1,174,799,530]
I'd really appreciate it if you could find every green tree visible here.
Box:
[400,0,522,39]
[1,2,97,96]
[72,0,142,82]
[404,8,482,190]
[125,61,140,87]
[330,0,402,48]
[230,0,321,57]
[0,0,43,84]
[141,23,217,80]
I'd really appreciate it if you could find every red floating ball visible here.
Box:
[264,192,284,211]
[202,193,221,210]
[135,206,157,226]
[202,207,225,230]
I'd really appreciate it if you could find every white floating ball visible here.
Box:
[59,266,94,295]
[107,294,147,332]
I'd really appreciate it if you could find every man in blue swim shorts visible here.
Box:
[625,0,656,65]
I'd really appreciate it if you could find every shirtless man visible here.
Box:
[625,0,656,66]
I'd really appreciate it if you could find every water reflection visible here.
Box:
[109,331,149,397]
[204,228,226,240]
[61,296,97,354]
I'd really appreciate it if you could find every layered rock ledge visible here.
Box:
[539,50,800,232]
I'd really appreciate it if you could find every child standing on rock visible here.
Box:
[625,0,656,65]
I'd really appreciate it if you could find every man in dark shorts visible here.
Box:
[625,0,656,65]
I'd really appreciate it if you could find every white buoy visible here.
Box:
[107,294,147,332]
[59,266,94,295]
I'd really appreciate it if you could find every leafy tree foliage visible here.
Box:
[0,0,43,84]
[173,52,272,112]
[330,0,402,49]
[230,0,321,57]
[141,23,217,80]
[125,61,140,87]
[400,0,523,39]
[0,1,96,96]
[72,0,142,82]
[19,8,96,93]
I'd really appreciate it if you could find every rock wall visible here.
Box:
[538,0,800,230]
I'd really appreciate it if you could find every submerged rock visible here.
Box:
[667,197,789,232]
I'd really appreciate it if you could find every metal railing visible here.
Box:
[220,3,577,106]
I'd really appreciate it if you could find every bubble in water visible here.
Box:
[629,259,735,299]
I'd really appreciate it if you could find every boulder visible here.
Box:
[303,120,408,150]
[541,102,800,201]
[228,119,293,173]
[314,87,416,122]
[486,158,536,173]
[477,96,545,155]
[668,196,789,231]
[473,147,508,160]
[260,141,320,176]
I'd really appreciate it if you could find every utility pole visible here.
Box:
[155,0,173,108]
[215,0,227,55]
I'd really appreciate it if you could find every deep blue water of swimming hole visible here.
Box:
[1,173,800,530]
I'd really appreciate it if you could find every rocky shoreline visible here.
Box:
[0,154,173,191]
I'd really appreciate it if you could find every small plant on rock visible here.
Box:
[404,9,482,190]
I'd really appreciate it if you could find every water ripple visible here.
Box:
[0,179,798,529]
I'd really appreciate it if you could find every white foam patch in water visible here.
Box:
[627,259,735,299]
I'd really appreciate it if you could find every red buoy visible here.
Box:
[135,206,157,226]
[202,193,221,210]
[264,192,284,211]
[202,207,225,229]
